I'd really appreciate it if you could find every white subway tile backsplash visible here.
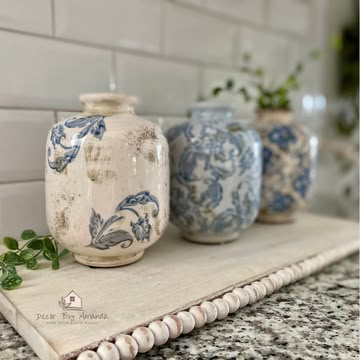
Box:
[0,31,112,110]
[0,0,52,35]
[164,3,235,65]
[268,0,311,37]
[116,53,199,115]
[236,27,290,83]
[0,110,54,183]
[0,181,47,238]
[203,0,264,24]
[54,0,162,53]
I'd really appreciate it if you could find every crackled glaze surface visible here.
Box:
[167,106,262,243]
[45,94,169,267]
[1,254,357,359]
[256,110,318,223]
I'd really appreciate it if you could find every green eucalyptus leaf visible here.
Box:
[3,237,19,250]
[52,258,60,270]
[43,249,56,261]
[4,264,17,274]
[20,249,35,261]
[21,229,37,240]
[58,249,70,258]
[27,239,44,250]
[26,258,38,270]
[1,274,22,290]
[0,254,5,262]
[212,87,223,96]
[4,252,26,265]
[226,79,234,90]
[43,238,56,254]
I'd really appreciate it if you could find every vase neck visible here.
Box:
[256,109,293,124]
[80,92,138,116]
[191,104,234,122]
[83,103,135,116]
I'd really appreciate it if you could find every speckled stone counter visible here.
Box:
[0,254,358,360]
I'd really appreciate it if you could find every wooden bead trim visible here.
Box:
[77,241,357,360]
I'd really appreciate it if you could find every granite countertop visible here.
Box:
[0,254,358,360]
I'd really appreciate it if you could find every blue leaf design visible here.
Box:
[89,209,104,241]
[115,191,159,217]
[64,116,101,128]
[88,230,133,250]
[48,115,107,173]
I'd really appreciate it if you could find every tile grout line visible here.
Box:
[50,0,56,37]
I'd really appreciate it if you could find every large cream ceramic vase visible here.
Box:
[255,109,318,223]
[45,93,169,267]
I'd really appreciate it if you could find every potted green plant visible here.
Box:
[213,51,320,223]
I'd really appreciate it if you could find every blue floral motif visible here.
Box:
[47,115,107,173]
[269,192,294,213]
[50,124,65,147]
[268,126,297,150]
[258,121,317,218]
[131,214,151,242]
[262,147,273,174]
[293,169,311,198]
[167,115,262,238]
[87,191,159,250]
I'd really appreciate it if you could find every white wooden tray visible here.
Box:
[0,213,358,360]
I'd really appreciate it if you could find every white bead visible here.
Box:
[251,281,267,300]
[148,320,169,346]
[162,315,183,338]
[176,311,195,334]
[189,306,207,328]
[77,350,101,360]
[200,301,218,323]
[115,335,138,360]
[232,287,250,307]
[276,269,291,286]
[243,285,258,304]
[223,293,240,313]
[260,277,275,295]
[132,327,154,353]
[212,298,229,320]
[268,273,283,290]
[290,264,303,281]
[97,342,120,360]
[284,267,297,283]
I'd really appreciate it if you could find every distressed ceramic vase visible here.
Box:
[45,93,169,267]
[167,104,262,244]
[255,109,318,223]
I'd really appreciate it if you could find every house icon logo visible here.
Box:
[59,290,83,311]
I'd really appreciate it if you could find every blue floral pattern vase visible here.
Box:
[167,104,262,243]
[256,109,318,223]
[45,93,169,267]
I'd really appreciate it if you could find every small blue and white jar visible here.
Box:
[256,109,318,223]
[167,104,262,244]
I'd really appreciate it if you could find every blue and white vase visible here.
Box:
[45,93,169,267]
[256,109,318,223]
[167,104,262,244]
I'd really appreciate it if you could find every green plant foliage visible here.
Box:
[212,50,319,110]
[0,231,70,290]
